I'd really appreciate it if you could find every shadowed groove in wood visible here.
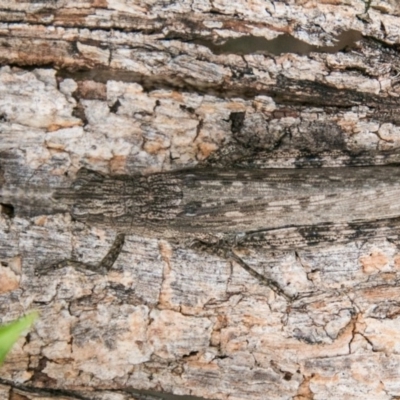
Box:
[192,30,363,56]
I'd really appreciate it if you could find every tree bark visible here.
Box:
[1,1,400,399]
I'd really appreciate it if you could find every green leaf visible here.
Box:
[0,312,39,365]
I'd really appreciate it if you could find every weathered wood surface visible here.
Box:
[2,1,400,399]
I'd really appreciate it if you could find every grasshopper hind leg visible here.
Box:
[36,233,125,276]
[189,239,294,302]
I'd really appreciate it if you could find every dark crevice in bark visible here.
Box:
[0,203,15,218]
[49,67,400,108]
[192,29,363,56]
[0,19,168,35]
[0,378,91,400]
[0,378,213,400]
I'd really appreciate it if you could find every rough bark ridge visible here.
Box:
[2,1,400,399]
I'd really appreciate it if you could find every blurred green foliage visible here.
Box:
[0,312,38,366]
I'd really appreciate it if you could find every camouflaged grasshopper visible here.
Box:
[25,165,400,301]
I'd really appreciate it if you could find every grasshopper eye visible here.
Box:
[183,201,202,216]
